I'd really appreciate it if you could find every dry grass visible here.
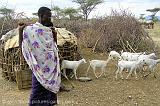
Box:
[147,22,160,38]
[147,22,160,47]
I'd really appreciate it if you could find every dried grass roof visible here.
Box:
[3,27,77,51]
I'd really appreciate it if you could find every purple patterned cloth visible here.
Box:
[21,22,61,105]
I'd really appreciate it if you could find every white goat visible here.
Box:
[138,53,157,60]
[129,53,157,72]
[61,58,87,79]
[121,51,145,61]
[108,51,121,60]
[121,52,156,61]
[86,58,110,78]
[115,59,146,80]
[143,59,160,78]
[136,53,157,71]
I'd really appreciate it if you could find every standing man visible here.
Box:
[19,7,61,106]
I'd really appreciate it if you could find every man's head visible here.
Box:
[38,7,52,27]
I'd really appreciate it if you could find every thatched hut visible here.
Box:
[0,27,78,89]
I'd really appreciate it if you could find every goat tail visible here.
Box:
[106,58,111,63]
[120,50,123,54]
[88,59,91,63]
[60,61,64,70]
[60,66,63,71]
[157,59,160,63]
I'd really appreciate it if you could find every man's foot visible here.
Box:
[59,85,70,92]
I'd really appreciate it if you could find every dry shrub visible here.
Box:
[0,17,18,37]
[1,10,158,54]
[0,13,36,38]
[52,19,83,35]
[52,10,158,53]
[78,10,158,53]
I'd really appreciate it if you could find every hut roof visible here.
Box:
[3,27,77,51]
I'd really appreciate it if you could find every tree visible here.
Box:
[72,0,104,21]
[32,13,38,16]
[139,14,146,23]
[0,7,15,36]
[146,8,160,22]
[146,8,160,16]
[52,6,63,19]
[63,7,78,20]
[0,7,14,18]
[139,14,145,20]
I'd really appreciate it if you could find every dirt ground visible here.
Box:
[0,46,160,106]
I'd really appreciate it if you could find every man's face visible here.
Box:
[41,10,52,27]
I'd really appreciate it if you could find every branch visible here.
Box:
[92,34,103,52]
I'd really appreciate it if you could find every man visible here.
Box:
[19,7,61,106]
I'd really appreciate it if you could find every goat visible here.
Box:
[115,59,146,80]
[61,58,87,79]
[121,52,156,62]
[143,59,160,78]
[86,58,110,78]
[121,51,146,61]
[129,53,157,73]
[108,51,121,60]
[138,53,157,60]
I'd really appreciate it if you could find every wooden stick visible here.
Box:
[126,41,136,53]
[92,34,103,53]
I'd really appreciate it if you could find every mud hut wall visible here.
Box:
[0,42,78,90]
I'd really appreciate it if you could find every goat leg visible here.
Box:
[134,69,138,79]
[115,67,119,80]
[85,65,90,77]
[143,71,151,78]
[119,68,124,80]
[70,74,74,78]
[98,68,104,78]
[103,68,107,77]
[73,69,78,79]
[61,69,75,88]
[93,69,99,79]
[154,73,157,78]
[126,69,133,79]
[153,69,157,78]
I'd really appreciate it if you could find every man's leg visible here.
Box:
[29,73,57,106]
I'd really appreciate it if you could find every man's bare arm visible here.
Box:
[51,27,57,44]
[18,23,26,47]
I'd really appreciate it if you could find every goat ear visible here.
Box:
[120,50,123,54]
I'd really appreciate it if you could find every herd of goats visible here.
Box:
[61,51,160,81]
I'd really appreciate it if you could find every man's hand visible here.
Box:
[50,27,57,43]
[18,22,26,31]
[18,22,27,48]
